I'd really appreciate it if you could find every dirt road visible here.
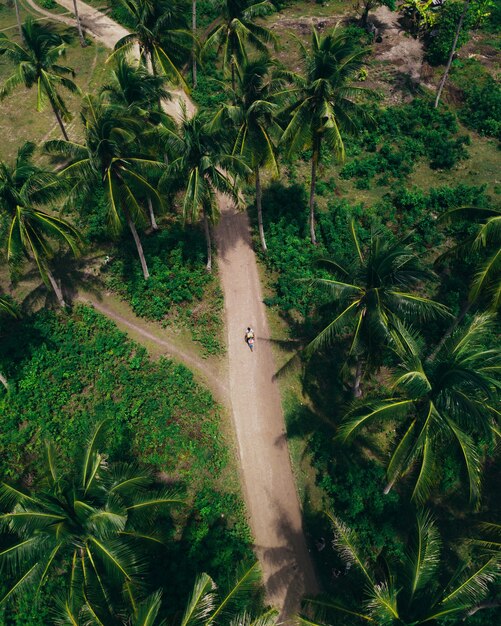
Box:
[45,0,318,611]
[215,197,318,611]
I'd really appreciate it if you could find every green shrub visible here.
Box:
[460,76,501,139]
[39,0,56,8]
[426,0,476,65]
[103,227,224,355]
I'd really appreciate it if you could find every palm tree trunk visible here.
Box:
[47,268,67,308]
[124,209,150,279]
[0,371,9,390]
[353,357,363,398]
[192,0,197,88]
[434,0,471,108]
[14,0,23,42]
[49,98,70,141]
[360,2,371,27]
[203,210,212,272]
[231,63,236,94]
[147,196,159,230]
[309,140,319,245]
[72,0,87,47]
[255,167,267,252]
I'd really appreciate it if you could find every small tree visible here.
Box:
[354,0,396,27]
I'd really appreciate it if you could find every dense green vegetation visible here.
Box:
[0,0,499,624]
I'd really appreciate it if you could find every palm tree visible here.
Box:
[0,421,184,616]
[101,57,172,116]
[113,0,193,88]
[57,562,278,626]
[211,56,283,251]
[100,59,173,230]
[161,112,249,271]
[203,0,277,91]
[281,27,371,244]
[299,512,501,626]
[0,142,81,307]
[0,18,80,141]
[305,222,449,397]
[46,96,166,279]
[339,314,500,505]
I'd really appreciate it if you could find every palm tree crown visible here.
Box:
[340,314,500,505]
[300,512,501,626]
[0,421,184,618]
[0,142,81,307]
[0,18,80,140]
[204,0,277,90]
[113,0,193,88]
[101,57,172,120]
[306,222,448,396]
[281,27,371,244]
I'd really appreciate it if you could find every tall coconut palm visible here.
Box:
[305,222,449,397]
[0,421,184,615]
[100,59,173,230]
[0,142,81,307]
[113,0,193,88]
[203,0,277,91]
[281,27,371,244]
[46,96,166,279]
[300,512,501,626]
[440,206,501,310]
[0,18,80,140]
[161,112,249,271]
[339,314,500,505]
[211,56,284,251]
[57,562,277,626]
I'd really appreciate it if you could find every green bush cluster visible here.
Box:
[0,306,225,480]
[103,227,225,355]
[258,181,487,323]
[339,99,470,188]
[450,59,501,140]
[459,76,501,140]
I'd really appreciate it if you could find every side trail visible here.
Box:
[46,0,318,611]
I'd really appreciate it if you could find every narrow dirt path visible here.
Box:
[46,0,318,611]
